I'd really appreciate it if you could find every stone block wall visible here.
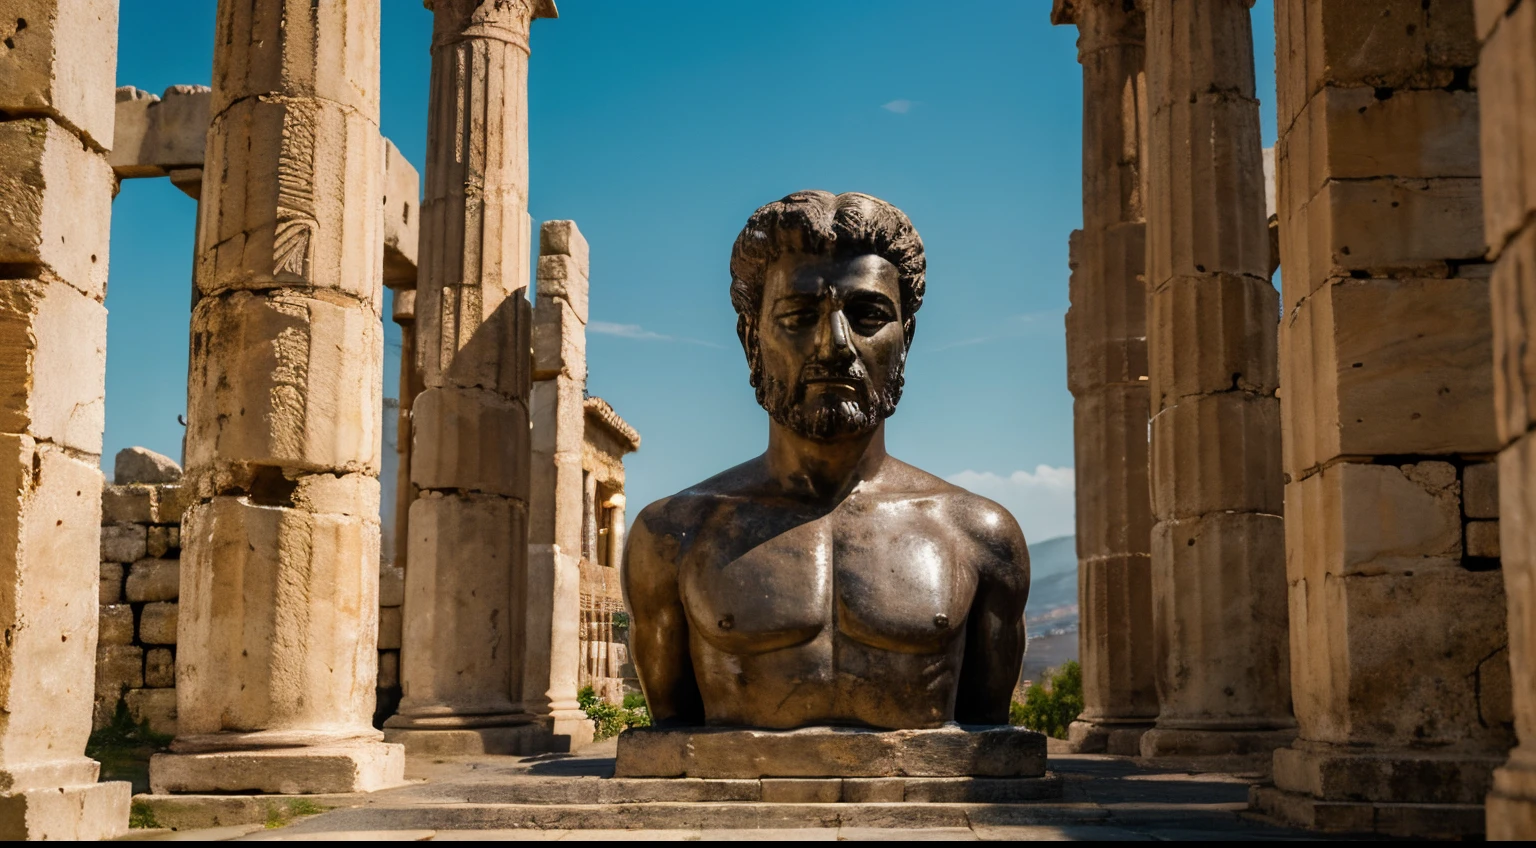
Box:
[93,481,191,736]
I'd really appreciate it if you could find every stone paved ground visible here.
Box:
[122,743,1336,841]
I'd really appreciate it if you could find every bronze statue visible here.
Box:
[623,190,1031,731]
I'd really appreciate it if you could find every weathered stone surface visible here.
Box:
[146,526,175,559]
[197,96,383,306]
[379,564,404,608]
[0,279,107,453]
[392,493,522,723]
[1149,392,1283,520]
[1493,227,1536,442]
[139,602,178,645]
[1464,462,1499,519]
[98,562,123,605]
[125,687,177,736]
[382,139,420,289]
[144,648,176,689]
[175,497,380,740]
[1147,273,1279,413]
[109,85,211,178]
[377,651,399,690]
[186,290,383,476]
[1073,385,1153,561]
[114,446,181,485]
[97,605,133,647]
[377,606,401,651]
[155,484,193,525]
[536,254,589,325]
[1283,276,1497,476]
[0,0,119,150]
[409,386,528,498]
[1280,178,1486,312]
[150,745,404,795]
[99,523,146,564]
[1467,520,1501,558]
[531,296,587,382]
[614,725,1048,779]
[1275,743,1502,807]
[95,645,143,696]
[0,438,104,781]
[102,484,155,524]
[1065,223,1148,396]
[1274,0,1479,133]
[1279,87,1480,223]
[1076,555,1158,724]
[0,120,113,300]
[1472,0,1536,253]
[209,0,380,117]
[540,220,590,279]
[761,779,841,804]
[0,781,130,841]
[125,558,179,603]
[1150,511,1290,726]
[1286,462,1463,580]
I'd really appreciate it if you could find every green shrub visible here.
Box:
[1010,660,1083,739]
[86,698,173,800]
[578,684,652,741]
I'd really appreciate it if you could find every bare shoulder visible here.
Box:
[883,460,1030,584]
[629,455,769,553]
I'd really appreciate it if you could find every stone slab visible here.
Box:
[1139,727,1295,760]
[614,725,1047,779]
[149,744,405,795]
[126,793,364,832]
[382,725,553,757]
[1250,784,1485,838]
[0,779,130,841]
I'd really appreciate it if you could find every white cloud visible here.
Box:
[881,99,915,114]
[946,466,1075,545]
[589,321,722,348]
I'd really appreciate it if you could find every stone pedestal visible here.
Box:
[0,0,130,837]
[615,725,1048,780]
[1261,0,1511,837]
[1479,0,1536,839]
[386,0,559,753]
[1050,0,1159,754]
[1141,0,1292,759]
[154,0,403,794]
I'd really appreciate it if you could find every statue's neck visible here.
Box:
[765,421,888,503]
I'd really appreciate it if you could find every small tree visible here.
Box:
[1010,660,1083,739]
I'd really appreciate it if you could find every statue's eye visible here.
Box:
[845,303,893,331]
[776,308,817,329]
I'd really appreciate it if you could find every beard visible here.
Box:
[754,355,905,442]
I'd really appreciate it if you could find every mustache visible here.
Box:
[798,362,869,386]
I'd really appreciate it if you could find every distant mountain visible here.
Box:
[1025,534,1076,616]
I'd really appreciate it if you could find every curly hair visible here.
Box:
[728,190,927,355]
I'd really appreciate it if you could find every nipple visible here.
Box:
[718,614,735,631]
[933,614,948,628]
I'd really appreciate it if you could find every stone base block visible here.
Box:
[544,713,596,753]
[441,774,1062,805]
[1066,721,1150,756]
[383,724,552,756]
[148,743,405,795]
[127,792,367,831]
[0,780,130,841]
[615,724,1046,779]
[1139,726,1295,761]
[1250,785,1485,838]
[1272,743,1501,806]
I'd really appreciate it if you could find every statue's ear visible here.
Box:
[903,316,917,350]
[737,314,762,387]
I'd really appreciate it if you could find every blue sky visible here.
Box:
[108,0,1277,545]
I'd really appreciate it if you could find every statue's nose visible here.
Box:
[817,310,856,362]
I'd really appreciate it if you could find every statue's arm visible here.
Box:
[621,501,705,726]
[954,502,1031,725]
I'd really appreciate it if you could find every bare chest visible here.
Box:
[679,509,979,656]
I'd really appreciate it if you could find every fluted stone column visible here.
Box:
[527,220,594,750]
[0,0,131,837]
[149,0,404,794]
[1485,1,1536,838]
[1051,0,1158,756]
[384,0,557,756]
[1140,0,1294,759]
[1249,1,1511,838]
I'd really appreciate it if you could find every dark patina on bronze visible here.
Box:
[622,190,1031,731]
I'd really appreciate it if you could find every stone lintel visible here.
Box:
[614,725,1048,780]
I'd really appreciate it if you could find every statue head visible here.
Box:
[729,191,927,441]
